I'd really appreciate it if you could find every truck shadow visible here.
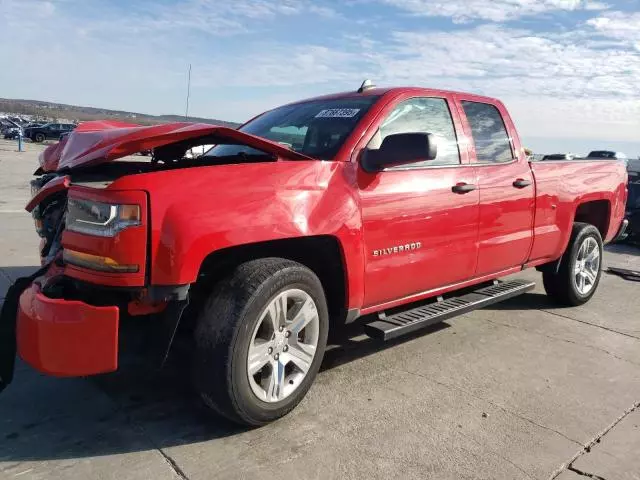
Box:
[322,319,449,371]
[0,277,449,463]
[0,266,39,298]
[482,292,557,311]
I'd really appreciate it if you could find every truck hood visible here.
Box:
[39,120,316,172]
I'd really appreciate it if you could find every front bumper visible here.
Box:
[16,283,119,377]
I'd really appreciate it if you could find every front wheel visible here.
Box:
[193,258,328,426]
[33,133,45,143]
[543,223,603,306]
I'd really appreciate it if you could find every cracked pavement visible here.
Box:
[1,139,640,479]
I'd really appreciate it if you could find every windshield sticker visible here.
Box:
[315,108,361,118]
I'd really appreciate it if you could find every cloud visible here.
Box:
[187,21,640,141]
[378,0,609,22]
[0,0,339,37]
[128,0,339,36]
[587,11,640,50]
[373,24,640,99]
[356,23,640,142]
[0,0,638,151]
[192,44,365,89]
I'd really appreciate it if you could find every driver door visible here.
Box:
[358,95,480,308]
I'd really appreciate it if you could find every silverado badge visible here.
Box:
[373,242,422,257]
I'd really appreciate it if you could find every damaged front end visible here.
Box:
[0,119,312,393]
[0,172,68,392]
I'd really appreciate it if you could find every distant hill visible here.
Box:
[0,98,240,127]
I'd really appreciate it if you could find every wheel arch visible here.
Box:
[192,235,349,327]
[573,199,611,240]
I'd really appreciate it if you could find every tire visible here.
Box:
[33,133,45,143]
[193,258,329,426]
[543,222,603,306]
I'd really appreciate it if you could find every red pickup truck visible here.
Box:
[0,84,628,425]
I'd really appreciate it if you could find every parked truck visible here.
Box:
[24,122,76,142]
[0,84,628,425]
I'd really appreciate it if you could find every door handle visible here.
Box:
[513,179,531,188]
[452,183,477,194]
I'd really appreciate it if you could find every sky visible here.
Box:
[1,0,639,156]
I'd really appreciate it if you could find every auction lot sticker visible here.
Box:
[315,108,361,118]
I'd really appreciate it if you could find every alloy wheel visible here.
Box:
[247,289,319,403]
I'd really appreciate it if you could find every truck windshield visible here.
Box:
[205,96,379,160]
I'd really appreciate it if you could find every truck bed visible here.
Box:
[528,159,627,264]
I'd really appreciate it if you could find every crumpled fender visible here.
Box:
[38,121,140,172]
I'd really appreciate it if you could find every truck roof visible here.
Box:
[284,86,501,106]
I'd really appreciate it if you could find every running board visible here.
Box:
[364,279,536,341]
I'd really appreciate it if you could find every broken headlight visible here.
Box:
[66,198,141,237]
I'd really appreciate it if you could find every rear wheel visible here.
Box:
[193,258,328,426]
[543,223,603,306]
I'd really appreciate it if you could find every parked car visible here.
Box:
[586,150,629,167]
[587,150,626,159]
[23,123,76,142]
[1,119,22,139]
[0,121,16,134]
[541,153,577,161]
[623,161,640,242]
[3,126,21,140]
[0,84,628,425]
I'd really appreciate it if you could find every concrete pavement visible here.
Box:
[1,139,639,479]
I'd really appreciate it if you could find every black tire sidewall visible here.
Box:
[34,133,44,142]
[194,260,329,426]
[230,271,328,424]
[564,225,603,305]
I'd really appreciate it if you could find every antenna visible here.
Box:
[185,64,192,120]
[358,79,375,93]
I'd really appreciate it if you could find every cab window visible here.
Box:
[367,97,461,167]
[461,101,513,163]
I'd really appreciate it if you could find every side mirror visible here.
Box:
[361,132,438,173]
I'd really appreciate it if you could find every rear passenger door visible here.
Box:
[456,97,535,276]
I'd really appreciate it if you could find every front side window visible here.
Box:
[367,97,461,167]
[205,96,379,161]
[461,101,513,163]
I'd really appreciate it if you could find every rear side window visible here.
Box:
[461,101,513,163]
[369,97,460,167]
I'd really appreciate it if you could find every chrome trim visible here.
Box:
[75,205,118,226]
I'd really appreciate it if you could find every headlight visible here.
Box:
[66,198,141,237]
